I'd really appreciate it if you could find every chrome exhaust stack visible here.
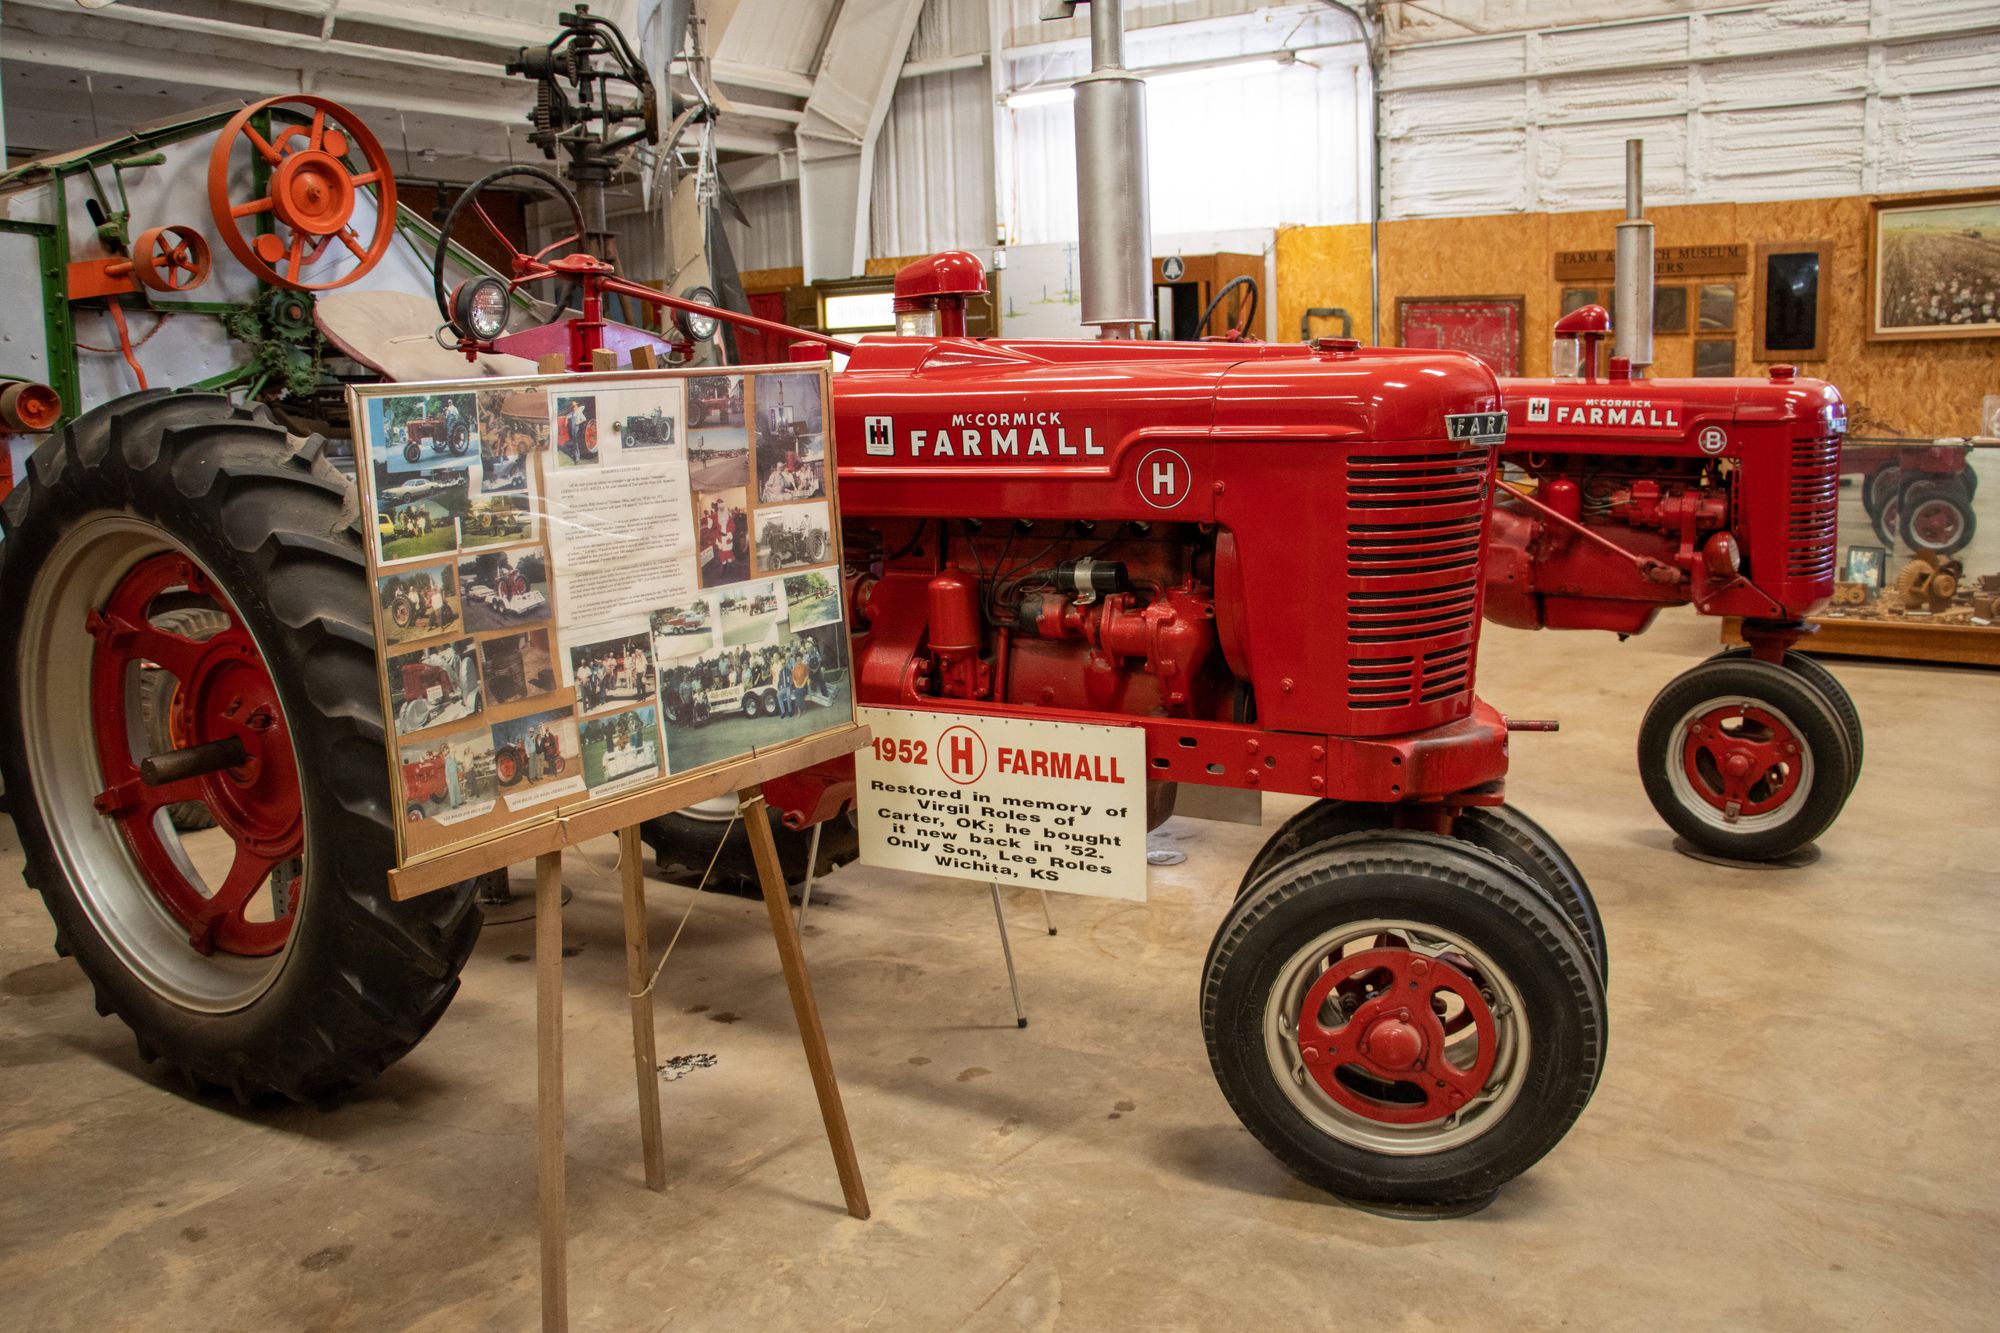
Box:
[1047,0,1152,338]
[1613,138,1654,370]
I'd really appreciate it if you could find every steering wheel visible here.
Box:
[207,95,397,292]
[1197,274,1260,341]
[431,166,589,336]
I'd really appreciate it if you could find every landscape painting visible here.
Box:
[1872,193,2000,340]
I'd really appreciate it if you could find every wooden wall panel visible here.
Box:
[1275,191,1998,436]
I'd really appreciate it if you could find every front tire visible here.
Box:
[1899,480,1975,556]
[1638,657,1853,861]
[0,392,480,1101]
[642,799,858,897]
[1708,646,1863,792]
[1203,832,1606,1210]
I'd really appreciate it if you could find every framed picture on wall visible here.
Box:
[1756,241,1831,360]
[1869,191,2000,341]
[1654,286,1689,335]
[1699,283,1737,331]
[1561,287,1599,317]
[1395,296,1526,376]
[1694,339,1736,377]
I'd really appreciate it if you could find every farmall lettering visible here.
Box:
[866,411,1106,460]
[1530,397,1683,434]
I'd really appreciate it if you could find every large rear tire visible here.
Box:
[0,391,480,1101]
[1203,832,1607,1211]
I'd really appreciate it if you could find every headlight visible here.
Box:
[675,287,720,341]
[452,277,511,342]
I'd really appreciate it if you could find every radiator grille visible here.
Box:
[1786,435,1841,580]
[1343,444,1491,713]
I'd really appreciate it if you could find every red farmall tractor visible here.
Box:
[1483,145,1860,864]
[2,49,1604,1212]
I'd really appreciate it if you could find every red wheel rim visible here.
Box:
[1294,947,1498,1125]
[88,553,302,957]
[1678,702,1803,818]
[1910,499,1963,548]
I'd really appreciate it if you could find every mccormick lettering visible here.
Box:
[995,746,1126,783]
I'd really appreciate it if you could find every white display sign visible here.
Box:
[855,706,1148,900]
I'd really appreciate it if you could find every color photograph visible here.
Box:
[688,374,750,490]
[462,493,535,549]
[458,547,550,631]
[784,569,842,632]
[695,485,751,587]
[386,637,483,735]
[752,371,825,501]
[374,463,469,563]
[718,579,787,646]
[658,621,851,775]
[398,727,497,824]
[651,596,715,661]
[579,705,663,792]
[477,387,546,493]
[478,626,557,708]
[368,390,480,478]
[553,392,599,466]
[488,706,581,793]
[568,629,655,715]
[754,501,831,573]
[377,562,460,645]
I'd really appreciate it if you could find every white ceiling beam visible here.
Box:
[795,0,926,281]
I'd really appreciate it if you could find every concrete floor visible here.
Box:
[2,607,1996,1331]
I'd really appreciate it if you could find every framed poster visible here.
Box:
[352,365,854,869]
[1395,296,1526,376]
[1755,241,1831,361]
[1869,191,2000,341]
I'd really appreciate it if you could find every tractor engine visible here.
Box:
[788,328,1515,827]
[1486,346,1845,638]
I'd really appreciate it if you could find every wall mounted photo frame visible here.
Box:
[1869,191,2000,342]
[1395,296,1526,376]
[1561,287,1599,317]
[1654,285,1689,335]
[1693,338,1736,377]
[1699,283,1737,332]
[1756,240,1831,360]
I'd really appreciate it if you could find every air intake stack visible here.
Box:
[1048,0,1152,338]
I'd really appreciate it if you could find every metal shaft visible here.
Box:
[140,736,246,786]
[990,883,1027,1028]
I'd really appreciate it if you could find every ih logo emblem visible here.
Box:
[864,416,894,456]
[1526,397,1551,422]
[1135,447,1191,510]
[1698,425,1729,455]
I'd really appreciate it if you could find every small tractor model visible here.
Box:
[395,655,467,732]
[1485,143,1861,863]
[761,514,830,567]
[401,408,472,463]
[402,749,451,822]
[688,374,741,427]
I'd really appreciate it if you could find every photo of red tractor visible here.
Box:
[493,726,566,787]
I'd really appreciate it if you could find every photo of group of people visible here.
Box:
[359,367,846,863]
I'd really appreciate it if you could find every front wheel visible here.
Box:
[1638,657,1853,861]
[403,441,420,464]
[1708,646,1862,792]
[643,799,858,897]
[1203,832,1606,1212]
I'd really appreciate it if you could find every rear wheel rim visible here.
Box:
[20,517,306,1011]
[1262,918,1528,1155]
[1909,498,1963,549]
[1667,694,1812,831]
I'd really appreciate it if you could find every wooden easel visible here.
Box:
[390,724,871,1332]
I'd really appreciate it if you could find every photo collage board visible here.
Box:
[352,364,851,867]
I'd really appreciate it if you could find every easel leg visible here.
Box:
[990,882,1028,1029]
[534,851,568,1333]
[1039,889,1058,936]
[740,789,870,1220]
[795,821,824,937]
[618,825,667,1192]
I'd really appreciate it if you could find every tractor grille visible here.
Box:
[1785,435,1841,580]
[1342,444,1492,714]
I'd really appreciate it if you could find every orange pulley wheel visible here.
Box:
[206,94,398,293]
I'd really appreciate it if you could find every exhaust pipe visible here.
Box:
[1613,139,1654,370]
[1050,0,1151,338]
